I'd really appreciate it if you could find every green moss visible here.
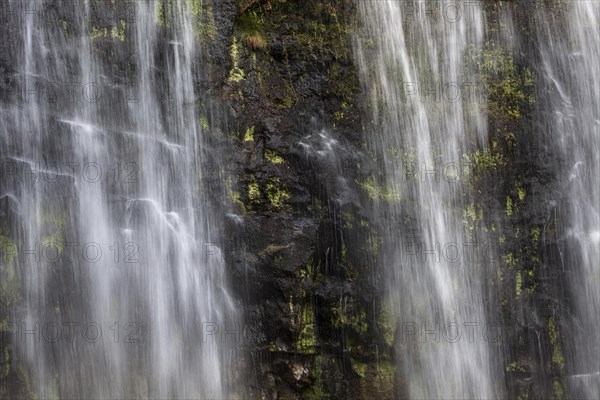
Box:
[248,180,260,202]
[363,233,383,259]
[0,320,9,332]
[464,140,506,178]
[502,252,518,268]
[228,38,245,84]
[47,376,59,400]
[351,358,367,378]
[548,317,565,374]
[265,178,291,211]
[268,341,277,352]
[276,91,296,109]
[90,19,126,42]
[463,203,484,233]
[296,306,317,354]
[18,365,36,399]
[374,361,396,391]
[332,298,367,335]
[40,212,66,228]
[506,361,527,373]
[377,301,395,347]
[515,271,522,298]
[355,177,400,202]
[1,344,10,378]
[38,212,66,256]
[156,0,173,27]
[243,126,254,142]
[191,0,217,42]
[199,115,209,131]
[506,196,514,216]
[0,267,21,309]
[553,379,564,400]
[515,184,526,202]
[529,229,541,246]
[90,26,108,40]
[237,9,266,51]
[265,149,285,164]
[42,232,64,255]
[288,292,317,354]
[114,20,126,42]
[342,210,354,229]
[467,45,536,122]
[304,356,326,400]
[230,190,244,211]
[1,227,21,311]
[300,258,323,284]
[0,235,16,264]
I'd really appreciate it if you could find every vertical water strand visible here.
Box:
[127,1,236,397]
[13,1,82,397]
[535,1,600,397]
[354,1,500,398]
[1,0,237,398]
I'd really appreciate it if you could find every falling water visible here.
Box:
[535,1,600,397]
[354,1,501,398]
[0,0,236,398]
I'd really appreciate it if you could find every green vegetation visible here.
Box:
[90,19,126,42]
[553,379,565,400]
[1,344,10,378]
[39,212,66,257]
[243,125,254,142]
[156,0,171,27]
[247,179,260,202]
[265,178,291,210]
[463,203,483,233]
[464,141,506,178]
[516,185,526,202]
[377,301,395,347]
[548,317,565,374]
[41,232,64,255]
[332,298,367,335]
[199,115,210,131]
[237,10,266,51]
[355,177,400,202]
[191,0,217,42]
[468,45,535,122]
[0,234,16,264]
[515,271,522,298]
[531,227,541,244]
[228,38,245,84]
[288,292,317,354]
[304,356,326,400]
[296,306,317,353]
[506,196,514,216]
[264,149,285,164]
[351,358,367,378]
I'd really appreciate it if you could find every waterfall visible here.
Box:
[535,1,600,397]
[0,1,237,398]
[354,1,501,398]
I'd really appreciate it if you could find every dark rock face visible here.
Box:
[216,1,394,398]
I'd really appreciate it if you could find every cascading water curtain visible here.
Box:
[0,1,237,398]
[535,1,599,397]
[354,1,502,398]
